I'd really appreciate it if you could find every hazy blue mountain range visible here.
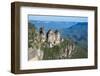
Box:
[29,20,77,32]
[61,22,88,42]
[60,22,88,49]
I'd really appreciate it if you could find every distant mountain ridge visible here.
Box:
[61,22,88,49]
[29,20,77,32]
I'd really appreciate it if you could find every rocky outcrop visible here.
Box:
[28,26,76,60]
[39,27,63,48]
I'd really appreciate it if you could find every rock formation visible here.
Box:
[39,27,63,48]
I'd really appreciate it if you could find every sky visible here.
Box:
[28,15,88,22]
